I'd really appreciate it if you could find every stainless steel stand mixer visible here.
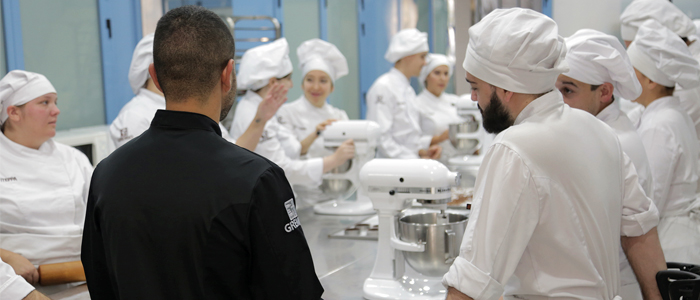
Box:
[313,120,381,215]
[360,159,467,299]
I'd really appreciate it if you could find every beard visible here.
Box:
[219,85,236,121]
[479,90,514,134]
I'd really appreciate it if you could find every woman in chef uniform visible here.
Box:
[230,38,354,189]
[414,53,462,163]
[276,39,350,201]
[628,20,700,264]
[0,70,93,292]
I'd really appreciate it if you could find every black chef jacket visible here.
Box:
[82,110,323,300]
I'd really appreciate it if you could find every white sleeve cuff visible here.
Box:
[621,200,660,237]
[0,275,35,300]
[442,256,504,300]
[308,157,324,187]
[419,135,433,151]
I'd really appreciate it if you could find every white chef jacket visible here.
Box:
[230,90,323,186]
[276,96,349,201]
[443,91,659,300]
[0,258,34,300]
[110,88,235,148]
[415,90,463,163]
[0,132,93,266]
[366,68,432,158]
[636,96,700,263]
[276,95,349,159]
[597,101,654,299]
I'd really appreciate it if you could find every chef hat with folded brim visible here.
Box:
[419,53,454,88]
[563,29,642,100]
[384,28,429,64]
[128,33,155,95]
[463,8,569,94]
[297,39,349,83]
[237,38,293,91]
[627,20,700,89]
[0,70,57,125]
[620,0,696,42]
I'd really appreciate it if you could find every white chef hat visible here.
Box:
[237,38,293,91]
[627,20,700,89]
[463,8,568,94]
[620,0,696,41]
[384,28,429,64]
[563,29,642,100]
[0,70,57,125]
[419,53,454,87]
[297,39,349,83]
[128,33,155,94]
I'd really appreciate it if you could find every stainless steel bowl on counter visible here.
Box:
[398,212,468,276]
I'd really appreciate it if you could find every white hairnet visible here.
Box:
[237,38,293,91]
[620,0,696,41]
[128,33,155,94]
[0,70,56,125]
[628,20,700,89]
[384,28,429,64]
[297,39,348,82]
[563,29,642,100]
[463,8,568,94]
[419,53,454,88]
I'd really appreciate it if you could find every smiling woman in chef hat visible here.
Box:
[0,70,93,293]
[230,38,355,189]
[275,38,351,201]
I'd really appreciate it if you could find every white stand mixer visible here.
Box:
[448,96,493,190]
[360,159,461,300]
[313,120,381,215]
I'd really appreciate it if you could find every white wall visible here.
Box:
[552,0,623,38]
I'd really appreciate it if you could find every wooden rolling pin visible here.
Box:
[38,261,85,286]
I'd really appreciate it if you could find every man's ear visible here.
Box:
[148,64,164,93]
[501,88,515,103]
[221,59,234,93]
[599,82,614,105]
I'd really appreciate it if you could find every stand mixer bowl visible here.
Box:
[449,116,480,155]
[399,212,468,276]
[320,159,354,198]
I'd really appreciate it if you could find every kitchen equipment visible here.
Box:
[447,155,482,190]
[314,120,381,215]
[399,212,467,277]
[360,159,461,300]
[38,261,86,286]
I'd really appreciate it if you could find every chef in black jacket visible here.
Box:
[81,6,324,300]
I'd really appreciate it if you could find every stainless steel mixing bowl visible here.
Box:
[399,212,468,276]
[320,159,353,198]
[448,117,480,155]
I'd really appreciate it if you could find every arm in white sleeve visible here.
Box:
[0,258,34,300]
[365,87,421,159]
[443,143,539,299]
[254,127,323,186]
[639,127,678,216]
[620,151,660,237]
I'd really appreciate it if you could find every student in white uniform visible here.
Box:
[0,258,48,300]
[415,53,462,162]
[443,9,662,300]
[276,39,350,201]
[620,0,700,133]
[556,29,661,300]
[366,28,442,159]
[0,71,93,290]
[230,38,354,187]
[110,33,285,150]
[627,20,700,264]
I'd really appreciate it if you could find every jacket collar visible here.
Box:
[514,90,563,126]
[150,110,222,136]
